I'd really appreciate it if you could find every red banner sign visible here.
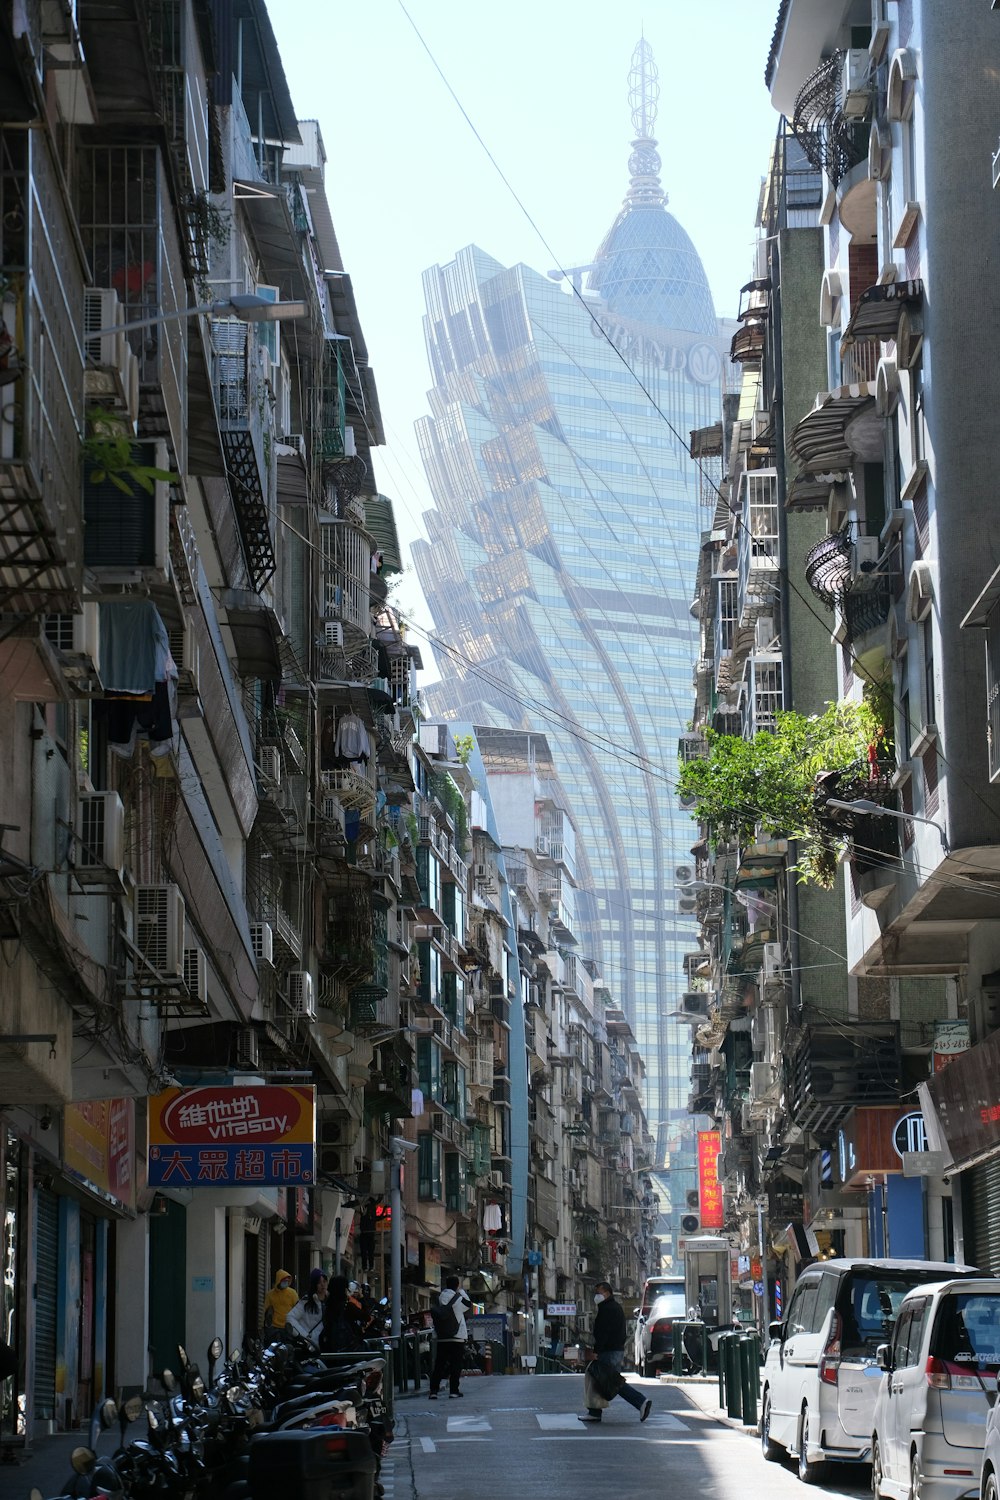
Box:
[698,1130,723,1228]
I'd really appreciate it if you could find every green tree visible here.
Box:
[677,697,892,888]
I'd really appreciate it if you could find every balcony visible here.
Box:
[742,653,784,738]
[318,516,372,650]
[0,127,85,615]
[319,765,376,815]
[736,469,779,631]
[212,319,275,591]
[786,1022,900,1138]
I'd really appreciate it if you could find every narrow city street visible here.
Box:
[383,1375,871,1500]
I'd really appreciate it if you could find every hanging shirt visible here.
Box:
[335,713,371,761]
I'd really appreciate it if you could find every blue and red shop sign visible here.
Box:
[148,1085,315,1187]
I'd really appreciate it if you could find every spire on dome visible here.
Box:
[625,38,666,208]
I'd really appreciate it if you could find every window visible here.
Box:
[899,689,912,764]
[417,1037,443,1104]
[417,1133,441,1200]
[922,617,935,727]
[891,1305,913,1367]
[814,1274,837,1332]
[787,1278,821,1337]
[931,1293,1000,1371]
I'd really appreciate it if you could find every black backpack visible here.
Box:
[431,1295,460,1340]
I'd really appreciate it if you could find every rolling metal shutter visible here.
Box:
[964,1157,1000,1272]
[33,1187,59,1420]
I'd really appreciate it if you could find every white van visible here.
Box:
[871,1278,1000,1500]
[761,1258,977,1484]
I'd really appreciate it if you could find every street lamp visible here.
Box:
[95,291,308,338]
[388,1135,418,1343]
[822,796,949,853]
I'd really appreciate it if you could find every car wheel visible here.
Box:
[909,1452,921,1500]
[872,1437,884,1500]
[985,1469,999,1500]
[797,1407,823,1485]
[761,1391,781,1462]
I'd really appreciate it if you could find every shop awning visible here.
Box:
[365,494,403,572]
[234,182,307,300]
[791,385,877,473]
[690,422,724,459]
[735,840,788,890]
[730,320,766,364]
[785,471,841,513]
[841,278,923,348]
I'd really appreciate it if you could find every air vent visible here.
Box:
[75,791,125,882]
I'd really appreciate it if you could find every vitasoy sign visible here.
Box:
[148,1085,315,1187]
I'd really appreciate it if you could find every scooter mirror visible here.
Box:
[124,1395,144,1422]
[191,1376,205,1399]
[100,1397,118,1428]
[29,1488,43,1500]
[147,1407,160,1432]
[209,1336,223,1361]
[177,1345,189,1368]
[162,1368,176,1392]
[70,1447,97,1476]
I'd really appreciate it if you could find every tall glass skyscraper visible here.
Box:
[411,41,732,1257]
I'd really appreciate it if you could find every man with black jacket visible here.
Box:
[579,1282,652,1424]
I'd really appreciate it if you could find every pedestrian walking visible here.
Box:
[285,1268,328,1344]
[322,1274,368,1352]
[578,1281,652,1424]
[262,1269,298,1337]
[428,1275,472,1399]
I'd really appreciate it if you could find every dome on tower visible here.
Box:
[589,37,717,336]
[590,206,717,335]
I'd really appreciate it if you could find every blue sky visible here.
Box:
[270,1,781,650]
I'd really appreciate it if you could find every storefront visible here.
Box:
[922,1029,1000,1271]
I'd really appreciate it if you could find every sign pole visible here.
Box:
[390,1152,402,1342]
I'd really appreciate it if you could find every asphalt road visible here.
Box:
[385,1373,873,1500]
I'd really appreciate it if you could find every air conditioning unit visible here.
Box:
[680,1213,700,1234]
[319,1146,345,1176]
[250,922,274,968]
[44,604,102,691]
[324,583,344,617]
[870,0,890,62]
[134,884,186,979]
[567,1168,578,1188]
[281,434,306,460]
[75,791,125,882]
[575,1257,588,1274]
[83,289,140,422]
[488,1170,504,1191]
[839,48,871,119]
[762,942,784,983]
[535,835,550,857]
[183,946,209,1010]
[678,894,698,914]
[258,746,282,787]
[675,863,695,886]
[686,1188,700,1210]
[287,970,316,1020]
[166,620,200,702]
[681,991,709,1017]
[750,1060,777,1097]
[344,426,357,459]
[319,1119,344,1146]
[324,620,344,649]
[755,616,776,650]
[852,535,881,575]
[235,1026,259,1069]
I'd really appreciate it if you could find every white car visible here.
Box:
[761,1258,976,1484]
[871,1278,1000,1500]
[632,1276,685,1374]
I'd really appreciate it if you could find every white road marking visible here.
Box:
[535,1412,688,1430]
[532,1435,703,1443]
[446,1414,492,1432]
[420,1436,436,1453]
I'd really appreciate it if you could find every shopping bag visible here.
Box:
[585,1358,623,1402]
[584,1368,610,1410]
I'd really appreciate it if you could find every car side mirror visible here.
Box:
[876,1343,893,1372]
[768,1320,784,1342]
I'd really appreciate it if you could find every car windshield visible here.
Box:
[931,1294,1000,1371]
[841,1273,935,1348]
[649,1293,687,1322]
[641,1282,683,1315]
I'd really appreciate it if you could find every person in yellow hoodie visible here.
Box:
[263,1269,298,1336]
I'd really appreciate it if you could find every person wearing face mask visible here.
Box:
[262,1269,298,1339]
[578,1282,652,1424]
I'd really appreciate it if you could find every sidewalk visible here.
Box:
[2,1430,121,1498]
[660,1371,761,1438]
